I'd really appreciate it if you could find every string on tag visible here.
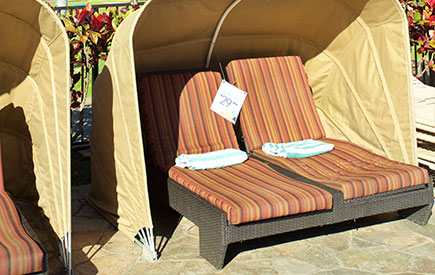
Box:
[218,61,228,82]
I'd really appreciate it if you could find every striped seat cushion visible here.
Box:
[169,158,332,225]
[253,138,429,200]
[226,56,326,151]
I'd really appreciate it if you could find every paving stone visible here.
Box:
[158,234,200,260]
[72,244,110,267]
[409,254,435,273]
[223,260,279,275]
[307,234,350,251]
[293,245,341,270]
[271,259,320,274]
[72,185,91,201]
[428,209,435,225]
[340,246,422,273]
[73,216,114,232]
[100,231,141,254]
[46,252,65,274]
[404,242,435,260]
[178,260,225,275]
[72,199,84,217]
[77,252,139,275]
[313,267,376,275]
[125,261,182,275]
[352,222,428,250]
[74,201,106,219]
[232,244,281,261]
[164,217,195,243]
[273,241,311,257]
[350,237,380,249]
[72,231,105,250]
[400,219,435,242]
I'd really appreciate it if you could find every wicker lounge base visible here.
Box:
[168,164,433,269]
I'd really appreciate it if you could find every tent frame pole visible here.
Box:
[205,0,242,68]
[61,232,72,274]
[136,227,158,261]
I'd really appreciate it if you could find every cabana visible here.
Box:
[89,0,433,266]
[0,0,71,271]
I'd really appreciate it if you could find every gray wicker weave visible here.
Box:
[168,162,434,269]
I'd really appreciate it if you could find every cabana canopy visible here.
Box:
[0,0,71,268]
[90,0,416,249]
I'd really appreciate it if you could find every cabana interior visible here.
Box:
[89,0,434,268]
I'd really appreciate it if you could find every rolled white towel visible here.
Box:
[262,139,334,158]
[175,148,248,170]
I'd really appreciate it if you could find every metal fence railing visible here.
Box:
[53,1,145,12]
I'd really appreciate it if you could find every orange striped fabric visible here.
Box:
[138,71,240,172]
[227,56,326,151]
[227,56,429,199]
[0,149,44,275]
[170,158,332,225]
[167,71,332,224]
[253,138,429,200]
[0,192,45,275]
[176,71,240,155]
[138,72,198,172]
[0,147,3,190]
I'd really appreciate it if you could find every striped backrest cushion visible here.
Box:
[226,56,326,151]
[177,71,240,154]
[138,72,195,172]
[0,145,3,191]
[138,71,239,172]
[0,191,45,274]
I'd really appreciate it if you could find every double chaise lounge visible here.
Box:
[137,56,433,269]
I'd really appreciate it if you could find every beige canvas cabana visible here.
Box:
[0,0,71,271]
[90,0,417,257]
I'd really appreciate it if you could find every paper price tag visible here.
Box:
[210,80,247,124]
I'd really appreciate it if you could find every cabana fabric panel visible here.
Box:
[0,0,70,250]
[90,0,419,242]
[88,6,153,239]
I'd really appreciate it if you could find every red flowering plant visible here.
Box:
[400,0,435,76]
[61,3,138,109]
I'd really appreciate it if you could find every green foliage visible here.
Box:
[400,0,435,74]
[59,3,139,108]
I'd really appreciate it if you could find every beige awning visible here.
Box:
[90,0,416,241]
[0,0,71,260]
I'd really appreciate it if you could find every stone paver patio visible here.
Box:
[61,184,435,275]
